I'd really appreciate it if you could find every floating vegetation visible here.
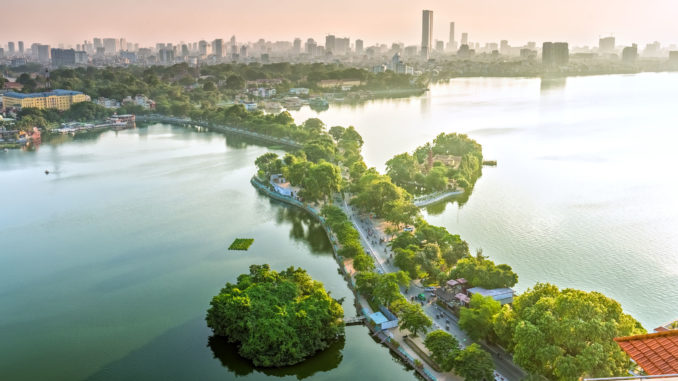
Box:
[228,238,254,251]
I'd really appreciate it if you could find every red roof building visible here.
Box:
[615,330,678,375]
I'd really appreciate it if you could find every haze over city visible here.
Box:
[3,0,678,46]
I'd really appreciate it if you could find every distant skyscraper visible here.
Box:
[355,39,364,54]
[0,48,4,59]
[119,38,127,52]
[93,38,102,50]
[293,38,301,54]
[103,38,118,55]
[305,38,317,55]
[181,44,189,57]
[599,36,615,53]
[500,40,510,55]
[36,44,50,63]
[213,39,223,58]
[18,41,24,55]
[622,44,638,63]
[421,10,433,59]
[461,33,468,46]
[542,42,569,66]
[448,22,455,51]
[240,45,247,57]
[198,40,208,56]
[325,35,336,54]
[51,48,76,67]
[8,42,15,55]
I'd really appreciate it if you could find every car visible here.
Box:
[403,226,414,232]
[425,287,436,292]
[376,268,384,274]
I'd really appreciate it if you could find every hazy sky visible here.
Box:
[3,0,677,48]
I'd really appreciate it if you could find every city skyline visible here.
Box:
[3,0,678,47]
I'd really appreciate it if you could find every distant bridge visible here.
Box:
[136,115,303,149]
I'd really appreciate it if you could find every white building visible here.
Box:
[270,174,297,197]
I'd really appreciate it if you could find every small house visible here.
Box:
[270,174,296,198]
[368,306,399,331]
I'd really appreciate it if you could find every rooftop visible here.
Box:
[368,311,388,325]
[468,287,515,299]
[4,89,84,99]
[615,330,678,375]
[446,278,467,287]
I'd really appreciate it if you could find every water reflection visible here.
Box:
[272,202,333,254]
[540,76,567,93]
[207,335,345,380]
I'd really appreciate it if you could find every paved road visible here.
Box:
[340,198,525,381]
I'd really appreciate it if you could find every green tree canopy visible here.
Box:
[459,293,501,342]
[424,330,460,371]
[494,283,646,380]
[453,344,495,381]
[206,265,344,367]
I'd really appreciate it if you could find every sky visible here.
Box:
[3,0,677,48]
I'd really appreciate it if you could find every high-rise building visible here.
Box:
[421,10,433,59]
[119,38,126,52]
[8,42,15,55]
[213,39,223,58]
[325,35,336,54]
[181,44,189,57]
[500,40,510,55]
[240,45,247,57]
[622,44,638,63]
[447,22,456,51]
[435,41,444,51]
[335,37,350,55]
[198,40,208,56]
[51,48,76,67]
[0,48,4,59]
[305,38,317,55]
[93,38,102,51]
[461,33,468,46]
[18,41,24,55]
[542,42,569,66]
[599,36,615,53]
[36,44,51,63]
[293,38,301,54]
[355,39,364,54]
[103,38,118,55]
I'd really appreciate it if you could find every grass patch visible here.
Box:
[228,238,254,251]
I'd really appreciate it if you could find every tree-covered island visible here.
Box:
[206,265,344,367]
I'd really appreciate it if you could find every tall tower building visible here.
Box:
[8,42,15,55]
[421,10,433,59]
[213,39,223,58]
[448,22,456,51]
[18,41,24,55]
[293,38,301,54]
[325,35,336,54]
[461,33,468,46]
[355,39,364,54]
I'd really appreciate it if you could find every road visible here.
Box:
[340,197,525,381]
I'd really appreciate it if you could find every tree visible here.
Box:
[386,153,419,191]
[454,344,494,381]
[203,81,216,91]
[352,252,374,272]
[206,265,344,367]
[494,283,646,380]
[450,255,518,289]
[424,330,460,371]
[373,272,410,307]
[225,74,245,90]
[395,301,432,337]
[255,153,281,177]
[329,126,345,141]
[303,118,325,136]
[459,293,501,342]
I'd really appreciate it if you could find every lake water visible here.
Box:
[2,73,677,380]
[290,73,678,331]
[0,127,414,380]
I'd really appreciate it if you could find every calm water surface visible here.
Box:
[2,73,677,380]
[290,73,678,331]
[0,126,413,380]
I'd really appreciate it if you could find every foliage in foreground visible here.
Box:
[424,330,494,380]
[492,283,645,380]
[206,264,344,367]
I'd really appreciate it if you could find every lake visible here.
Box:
[1,73,676,380]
